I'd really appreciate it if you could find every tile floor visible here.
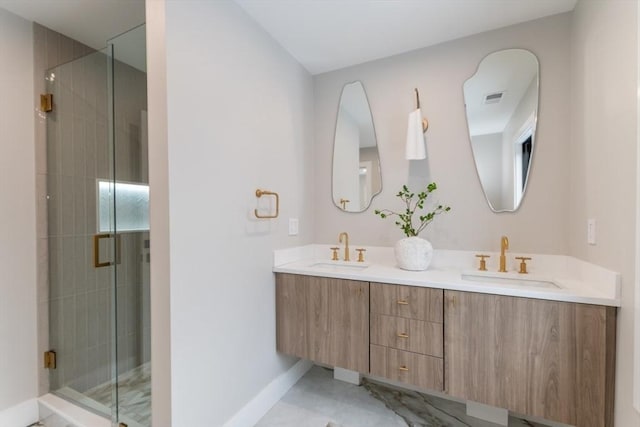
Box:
[84,362,151,427]
[40,364,555,427]
[256,366,553,427]
[44,362,150,427]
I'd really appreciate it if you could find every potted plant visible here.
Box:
[374,183,451,270]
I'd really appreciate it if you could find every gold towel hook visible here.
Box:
[414,88,429,132]
[254,189,279,219]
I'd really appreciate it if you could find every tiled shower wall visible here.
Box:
[34,23,149,396]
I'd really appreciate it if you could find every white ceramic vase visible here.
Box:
[394,236,433,271]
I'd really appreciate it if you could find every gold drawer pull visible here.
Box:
[397,333,409,338]
[397,300,409,305]
[398,365,409,371]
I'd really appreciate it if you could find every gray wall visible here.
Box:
[313,13,571,254]
[569,1,639,425]
[0,8,37,421]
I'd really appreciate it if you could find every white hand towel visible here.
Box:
[406,108,426,160]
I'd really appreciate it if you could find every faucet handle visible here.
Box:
[356,248,367,262]
[330,247,340,261]
[475,254,490,271]
[515,256,532,274]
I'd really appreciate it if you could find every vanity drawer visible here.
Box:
[370,314,443,357]
[370,345,443,391]
[370,282,443,322]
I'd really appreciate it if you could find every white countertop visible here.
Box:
[273,245,621,307]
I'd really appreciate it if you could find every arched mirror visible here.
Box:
[332,81,382,212]
[464,49,539,212]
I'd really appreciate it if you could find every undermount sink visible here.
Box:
[461,272,559,289]
[308,261,370,270]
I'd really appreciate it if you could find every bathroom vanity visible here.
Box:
[273,245,620,427]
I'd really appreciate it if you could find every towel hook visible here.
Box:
[414,88,429,132]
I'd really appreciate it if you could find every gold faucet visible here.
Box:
[338,232,350,261]
[499,235,509,272]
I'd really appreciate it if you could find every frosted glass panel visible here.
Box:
[98,180,149,232]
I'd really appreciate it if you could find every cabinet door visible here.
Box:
[276,273,369,372]
[444,291,616,427]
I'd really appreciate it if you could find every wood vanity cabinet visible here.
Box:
[369,282,444,391]
[275,273,369,372]
[444,291,617,427]
[275,273,617,426]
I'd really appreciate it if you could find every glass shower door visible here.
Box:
[108,24,151,427]
[46,25,150,427]
[46,47,119,422]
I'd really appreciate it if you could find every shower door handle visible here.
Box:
[93,233,121,268]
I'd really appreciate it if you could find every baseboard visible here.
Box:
[0,398,39,427]
[223,359,313,427]
[38,394,110,427]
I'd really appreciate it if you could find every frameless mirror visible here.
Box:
[464,49,539,212]
[332,81,382,212]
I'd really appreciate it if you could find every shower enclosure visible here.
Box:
[45,25,150,427]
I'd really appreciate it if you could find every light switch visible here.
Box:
[288,218,299,236]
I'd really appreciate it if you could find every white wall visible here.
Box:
[145,0,172,424]
[569,0,640,425]
[313,13,571,254]
[637,0,640,413]
[0,6,38,424]
[161,1,315,425]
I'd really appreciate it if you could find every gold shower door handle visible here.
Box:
[93,233,121,268]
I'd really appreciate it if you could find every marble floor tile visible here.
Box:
[257,366,410,427]
[83,362,151,427]
[363,379,551,427]
[256,366,554,427]
[54,362,150,427]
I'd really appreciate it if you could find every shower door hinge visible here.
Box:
[44,350,56,369]
[40,94,53,113]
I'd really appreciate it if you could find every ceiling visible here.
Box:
[0,0,145,50]
[0,0,577,75]
[235,0,577,74]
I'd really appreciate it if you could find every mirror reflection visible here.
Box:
[464,49,539,212]
[332,81,382,212]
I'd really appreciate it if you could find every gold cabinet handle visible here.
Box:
[398,365,409,371]
[93,233,121,268]
[397,300,409,305]
[397,333,409,339]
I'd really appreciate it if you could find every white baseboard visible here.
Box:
[223,359,313,427]
[467,401,508,426]
[38,394,110,427]
[0,399,39,427]
[333,367,361,385]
